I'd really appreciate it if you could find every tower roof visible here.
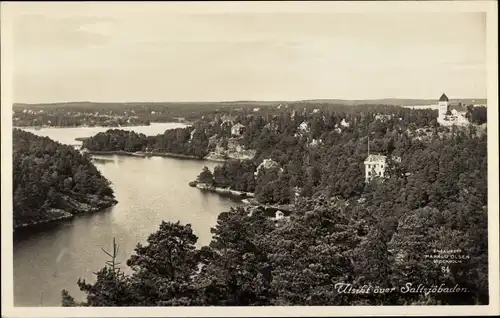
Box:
[439,93,449,102]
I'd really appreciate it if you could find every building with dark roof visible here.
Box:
[439,93,449,102]
[437,93,469,126]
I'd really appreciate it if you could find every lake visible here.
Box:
[18,122,188,146]
[13,123,241,307]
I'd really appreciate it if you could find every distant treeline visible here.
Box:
[13,99,487,128]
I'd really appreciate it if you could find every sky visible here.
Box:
[6,3,488,103]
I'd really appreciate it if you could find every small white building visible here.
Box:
[308,139,322,147]
[231,123,246,136]
[274,210,285,220]
[255,158,282,177]
[298,121,310,133]
[253,108,260,112]
[340,118,350,128]
[189,129,196,141]
[375,114,393,121]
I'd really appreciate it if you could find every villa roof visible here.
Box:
[364,154,387,162]
[439,93,449,102]
[449,104,469,113]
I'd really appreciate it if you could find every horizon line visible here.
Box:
[12,97,488,105]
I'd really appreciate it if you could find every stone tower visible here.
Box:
[438,93,449,120]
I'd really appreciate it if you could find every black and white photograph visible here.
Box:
[1,1,498,317]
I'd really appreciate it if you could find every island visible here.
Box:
[13,129,118,229]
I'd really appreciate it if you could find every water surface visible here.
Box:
[13,124,240,306]
[19,122,187,146]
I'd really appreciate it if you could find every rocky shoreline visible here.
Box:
[188,181,255,198]
[188,181,295,213]
[13,210,74,229]
[13,194,118,230]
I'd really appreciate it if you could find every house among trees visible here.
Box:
[364,154,401,182]
[231,123,246,137]
[437,93,469,126]
[375,114,393,121]
[255,158,281,176]
[297,121,310,133]
[364,154,387,182]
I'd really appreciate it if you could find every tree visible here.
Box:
[196,207,276,305]
[268,200,363,305]
[125,221,200,305]
[75,238,138,306]
[196,167,214,185]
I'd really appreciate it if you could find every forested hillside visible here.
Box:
[13,129,117,228]
[63,105,488,306]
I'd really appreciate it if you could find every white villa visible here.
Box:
[364,154,401,182]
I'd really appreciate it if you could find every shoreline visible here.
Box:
[13,199,118,231]
[13,121,193,130]
[87,150,228,163]
[87,150,204,160]
[14,124,151,129]
[189,182,295,213]
[191,182,256,198]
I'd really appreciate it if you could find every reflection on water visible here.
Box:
[13,125,240,307]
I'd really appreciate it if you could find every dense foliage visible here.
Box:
[64,192,488,306]
[196,106,486,204]
[468,106,487,125]
[82,126,212,159]
[64,103,488,306]
[13,129,115,228]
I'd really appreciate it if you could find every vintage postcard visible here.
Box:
[1,1,498,317]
